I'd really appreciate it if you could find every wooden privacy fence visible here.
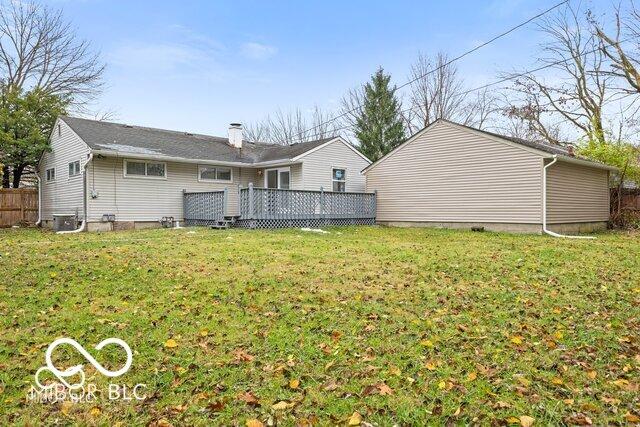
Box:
[237,184,376,229]
[0,188,38,227]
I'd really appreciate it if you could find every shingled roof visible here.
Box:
[60,116,336,165]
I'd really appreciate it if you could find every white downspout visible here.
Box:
[57,153,93,234]
[35,171,42,226]
[542,155,595,239]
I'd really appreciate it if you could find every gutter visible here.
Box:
[35,171,42,226]
[90,149,301,169]
[57,153,93,234]
[542,155,596,240]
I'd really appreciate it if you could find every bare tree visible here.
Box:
[407,52,466,132]
[590,2,640,95]
[244,106,341,145]
[0,0,104,105]
[459,87,500,130]
[503,4,613,145]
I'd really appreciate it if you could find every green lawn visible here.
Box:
[1,226,639,426]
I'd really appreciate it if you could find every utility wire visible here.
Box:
[299,35,632,142]
[291,0,570,142]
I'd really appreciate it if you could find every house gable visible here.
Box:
[364,120,545,224]
[298,138,370,192]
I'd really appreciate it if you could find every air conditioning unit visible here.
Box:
[53,214,78,232]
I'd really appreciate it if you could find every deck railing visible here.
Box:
[183,189,227,226]
[238,184,376,228]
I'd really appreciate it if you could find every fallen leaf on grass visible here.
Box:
[246,419,264,427]
[288,379,300,389]
[466,372,477,382]
[232,349,254,363]
[510,336,524,345]
[60,401,73,415]
[207,400,226,412]
[348,411,362,426]
[519,415,535,427]
[164,339,178,348]
[237,391,260,407]
[624,412,640,423]
[564,414,592,425]
[89,406,101,416]
[551,377,564,385]
[271,400,294,411]
[587,371,597,379]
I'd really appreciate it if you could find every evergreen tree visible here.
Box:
[354,68,405,161]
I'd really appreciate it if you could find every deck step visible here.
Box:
[210,219,233,230]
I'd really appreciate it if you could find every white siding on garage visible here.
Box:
[546,161,610,223]
[300,139,370,192]
[365,121,545,224]
[39,120,91,220]
[87,158,261,221]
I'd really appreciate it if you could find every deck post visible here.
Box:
[182,189,187,225]
[248,183,254,220]
[320,186,325,223]
[373,190,377,220]
[223,187,228,218]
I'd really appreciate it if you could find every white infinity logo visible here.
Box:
[35,338,133,390]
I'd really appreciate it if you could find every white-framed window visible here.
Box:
[68,160,81,177]
[57,124,61,137]
[123,159,167,179]
[45,168,56,182]
[198,165,233,182]
[265,167,290,189]
[332,167,346,192]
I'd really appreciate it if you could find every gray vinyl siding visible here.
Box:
[546,161,610,223]
[365,121,545,224]
[39,120,91,220]
[300,140,369,192]
[87,159,262,221]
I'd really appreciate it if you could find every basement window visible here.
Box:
[198,165,232,182]
[124,160,166,179]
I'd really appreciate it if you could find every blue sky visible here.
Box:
[49,0,604,136]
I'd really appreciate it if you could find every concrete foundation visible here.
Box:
[546,221,608,234]
[377,220,608,234]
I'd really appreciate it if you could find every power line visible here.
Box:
[299,35,632,142]
[292,0,569,142]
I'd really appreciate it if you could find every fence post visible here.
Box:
[248,183,254,220]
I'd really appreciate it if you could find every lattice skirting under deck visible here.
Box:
[184,219,225,227]
[234,217,375,229]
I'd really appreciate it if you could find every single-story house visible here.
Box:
[364,119,617,234]
[38,116,371,231]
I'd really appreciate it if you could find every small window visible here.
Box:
[68,160,81,177]
[146,162,165,177]
[332,168,346,192]
[126,161,146,176]
[45,168,56,182]
[124,160,167,179]
[198,165,232,182]
[57,124,61,137]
